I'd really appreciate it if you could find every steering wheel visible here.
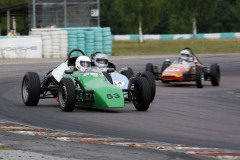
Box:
[90,51,104,61]
[67,49,86,67]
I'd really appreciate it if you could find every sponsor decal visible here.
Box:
[166,68,180,71]
[113,81,125,88]
[90,73,99,77]
[83,73,90,76]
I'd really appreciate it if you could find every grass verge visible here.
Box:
[112,39,240,56]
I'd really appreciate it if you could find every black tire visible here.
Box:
[161,60,171,83]
[103,72,113,84]
[145,63,154,73]
[128,67,134,77]
[121,68,134,79]
[210,63,220,86]
[196,66,204,88]
[161,60,171,72]
[132,77,151,111]
[58,78,76,112]
[140,72,156,102]
[22,72,40,106]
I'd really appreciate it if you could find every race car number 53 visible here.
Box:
[107,93,120,99]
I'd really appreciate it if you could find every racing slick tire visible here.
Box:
[145,63,154,73]
[139,72,156,102]
[132,77,151,111]
[103,72,113,84]
[210,63,220,86]
[196,66,204,88]
[58,78,76,112]
[22,72,40,106]
[161,60,171,83]
[121,68,134,79]
[161,60,171,72]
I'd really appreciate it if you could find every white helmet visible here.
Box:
[180,50,191,61]
[75,56,91,72]
[94,53,108,68]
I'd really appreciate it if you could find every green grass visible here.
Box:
[112,39,240,56]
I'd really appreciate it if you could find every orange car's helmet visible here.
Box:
[180,50,191,61]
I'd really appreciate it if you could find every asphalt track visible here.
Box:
[0,54,240,159]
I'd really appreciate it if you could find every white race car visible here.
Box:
[90,51,156,102]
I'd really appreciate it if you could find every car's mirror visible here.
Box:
[107,68,115,73]
[65,70,73,74]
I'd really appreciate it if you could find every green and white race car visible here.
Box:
[22,49,152,112]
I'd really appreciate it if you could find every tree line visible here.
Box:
[101,0,240,37]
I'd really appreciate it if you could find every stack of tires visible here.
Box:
[51,31,60,58]
[94,28,103,52]
[85,31,95,56]
[29,31,42,37]
[68,31,78,57]
[77,30,85,53]
[102,27,112,56]
[59,30,68,58]
[41,31,52,58]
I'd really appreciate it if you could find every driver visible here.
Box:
[179,49,195,66]
[75,56,91,72]
[94,53,108,68]
[180,50,191,61]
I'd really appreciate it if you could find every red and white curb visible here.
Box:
[0,120,240,160]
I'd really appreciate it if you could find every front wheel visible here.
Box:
[58,78,76,112]
[22,72,40,106]
[196,66,204,88]
[140,72,156,102]
[132,77,151,111]
[210,63,220,86]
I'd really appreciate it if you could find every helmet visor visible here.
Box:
[96,58,108,64]
[80,61,91,67]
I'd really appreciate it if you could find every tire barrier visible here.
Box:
[102,27,112,56]
[0,27,112,58]
[64,27,112,57]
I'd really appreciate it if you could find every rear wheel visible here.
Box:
[132,77,151,111]
[140,72,156,102]
[210,63,220,86]
[145,63,154,73]
[121,68,134,79]
[58,78,76,112]
[161,60,171,72]
[22,72,40,106]
[196,66,204,88]
[161,60,171,83]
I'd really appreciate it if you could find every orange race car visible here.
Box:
[145,47,220,88]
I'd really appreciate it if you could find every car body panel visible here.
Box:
[52,61,69,82]
[63,71,124,108]
[162,63,194,82]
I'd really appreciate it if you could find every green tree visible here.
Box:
[100,0,125,34]
[168,0,217,38]
[115,0,165,42]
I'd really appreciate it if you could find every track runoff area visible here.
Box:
[0,120,240,160]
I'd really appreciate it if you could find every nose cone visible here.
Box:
[94,85,124,108]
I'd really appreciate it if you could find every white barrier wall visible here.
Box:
[0,37,42,58]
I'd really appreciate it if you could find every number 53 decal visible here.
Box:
[107,93,120,99]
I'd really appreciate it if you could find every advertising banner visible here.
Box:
[0,37,42,58]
